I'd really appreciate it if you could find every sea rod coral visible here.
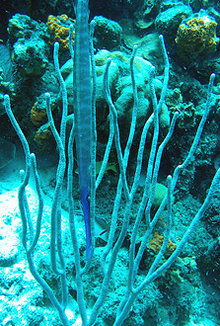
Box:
[3,1,220,326]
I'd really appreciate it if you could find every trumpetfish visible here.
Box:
[73,0,92,260]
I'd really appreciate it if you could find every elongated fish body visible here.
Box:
[73,0,92,260]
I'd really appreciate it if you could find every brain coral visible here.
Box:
[175,10,218,61]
